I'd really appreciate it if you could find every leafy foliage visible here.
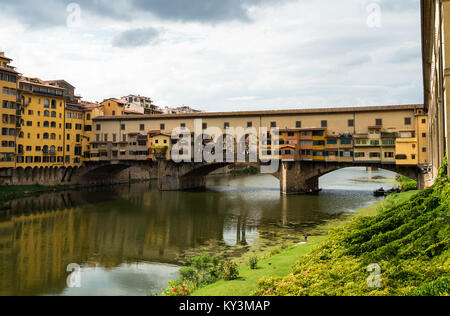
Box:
[395,175,418,191]
[163,253,240,295]
[248,255,259,270]
[222,260,240,281]
[254,162,449,296]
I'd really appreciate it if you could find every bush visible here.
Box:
[248,256,259,270]
[178,253,224,288]
[395,175,418,191]
[163,281,191,296]
[222,260,240,281]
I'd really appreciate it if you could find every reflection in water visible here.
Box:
[0,167,396,296]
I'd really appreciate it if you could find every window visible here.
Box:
[376,119,383,126]
[341,138,352,145]
[327,139,338,145]
[96,124,101,131]
[321,120,328,128]
[412,155,416,160]
[422,133,427,138]
[202,123,207,130]
[384,152,394,158]
[224,122,230,129]
[140,124,145,131]
[348,119,354,127]
[160,124,165,130]
[121,124,125,130]
[422,147,427,153]
[271,122,277,128]
[296,121,302,128]
[66,123,72,129]
[422,119,426,124]
[247,122,253,128]
[404,117,412,125]
[181,123,186,129]
[113,134,117,142]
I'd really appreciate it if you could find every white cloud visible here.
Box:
[0,0,423,111]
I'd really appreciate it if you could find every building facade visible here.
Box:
[16,77,66,168]
[92,104,428,167]
[0,52,19,173]
[422,0,450,178]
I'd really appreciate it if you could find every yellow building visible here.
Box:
[101,98,126,116]
[16,77,66,168]
[395,130,418,165]
[64,105,86,167]
[312,129,326,161]
[416,111,429,166]
[148,131,172,161]
[0,52,19,169]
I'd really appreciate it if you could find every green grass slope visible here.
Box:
[254,164,449,296]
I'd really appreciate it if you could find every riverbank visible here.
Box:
[255,163,449,296]
[189,188,419,296]
[0,185,72,202]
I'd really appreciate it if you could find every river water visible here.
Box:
[0,167,396,296]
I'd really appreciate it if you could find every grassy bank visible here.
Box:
[193,237,326,296]
[254,162,449,296]
[188,189,420,296]
[0,185,69,202]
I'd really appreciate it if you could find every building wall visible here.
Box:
[16,81,66,169]
[0,53,19,169]
[101,100,124,116]
[64,108,84,167]
[422,0,450,178]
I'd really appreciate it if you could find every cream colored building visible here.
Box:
[422,0,450,178]
[92,104,426,166]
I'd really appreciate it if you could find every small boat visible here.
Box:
[385,188,401,196]
[373,188,385,197]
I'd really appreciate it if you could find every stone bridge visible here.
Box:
[69,159,424,194]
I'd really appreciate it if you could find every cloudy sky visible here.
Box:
[0,0,422,111]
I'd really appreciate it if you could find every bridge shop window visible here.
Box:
[180,123,186,129]
[296,121,302,128]
[348,119,354,127]
[376,119,383,126]
[247,122,253,128]
[327,139,338,145]
[121,124,126,130]
[404,118,412,125]
[321,120,328,128]
[96,124,101,131]
[312,130,324,137]
[202,123,208,130]
[160,124,165,130]
[271,122,277,128]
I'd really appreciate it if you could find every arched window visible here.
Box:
[44,110,49,117]
[51,111,56,117]
[44,99,49,108]
[87,114,91,120]
[50,146,56,153]
[43,133,49,139]
[43,145,49,153]
[51,122,56,128]
[44,121,49,128]
[19,132,24,138]
[50,133,56,140]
